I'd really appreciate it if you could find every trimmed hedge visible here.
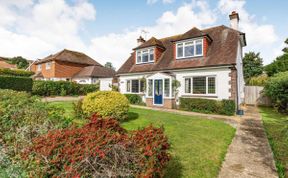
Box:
[0,75,33,92]
[32,80,99,96]
[0,68,34,77]
[124,94,143,105]
[179,98,236,116]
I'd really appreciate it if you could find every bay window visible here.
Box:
[164,79,170,97]
[184,76,216,95]
[136,48,154,64]
[148,79,153,96]
[176,39,203,59]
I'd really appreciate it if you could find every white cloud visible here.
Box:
[147,0,174,5]
[88,1,217,68]
[218,0,279,64]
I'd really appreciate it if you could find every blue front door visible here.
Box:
[154,79,163,105]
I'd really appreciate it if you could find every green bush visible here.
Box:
[82,91,129,120]
[0,89,71,177]
[247,74,268,86]
[0,68,34,77]
[264,71,288,113]
[0,75,33,92]
[32,80,99,96]
[179,98,235,116]
[125,94,143,104]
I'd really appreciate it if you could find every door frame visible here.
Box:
[153,79,164,106]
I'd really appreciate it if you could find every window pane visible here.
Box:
[137,52,141,63]
[148,79,153,96]
[208,77,216,94]
[126,80,131,92]
[140,80,145,92]
[131,80,139,93]
[193,77,206,94]
[185,44,194,57]
[149,49,154,61]
[177,43,183,58]
[142,50,148,62]
[196,40,202,55]
[185,78,191,93]
[164,79,170,97]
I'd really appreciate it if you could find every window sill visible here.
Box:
[136,61,154,65]
[181,94,218,98]
[176,55,203,60]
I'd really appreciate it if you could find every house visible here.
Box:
[117,11,246,109]
[0,57,17,69]
[29,49,115,90]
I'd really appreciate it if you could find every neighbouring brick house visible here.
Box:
[29,49,115,90]
[117,11,246,109]
[0,57,17,69]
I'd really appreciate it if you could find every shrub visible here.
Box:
[32,80,99,96]
[0,75,33,92]
[0,68,34,77]
[247,74,268,86]
[82,91,129,120]
[0,89,70,177]
[73,99,87,119]
[179,98,236,116]
[26,114,170,177]
[125,94,143,105]
[264,71,288,113]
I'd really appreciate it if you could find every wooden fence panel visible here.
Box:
[244,86,271,106]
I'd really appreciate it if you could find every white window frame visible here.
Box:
[37,64,42,71]
[136,47,155,64]
[176,38,203,59]
[183,75,216,96]
[126,79,145,94]
[45,62,51,70]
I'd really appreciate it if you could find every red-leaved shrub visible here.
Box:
[25,114,170,177]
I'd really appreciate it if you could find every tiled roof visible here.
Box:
[117,25,245,74]
[134,37,165,50]
[35,49,101,66]
[73,65,116,78]
[0,57,17,69]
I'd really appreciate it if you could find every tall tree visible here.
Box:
[243,52,263,81]
[8,56,29,69]
[104,62,115,70]
[265,38,288,76]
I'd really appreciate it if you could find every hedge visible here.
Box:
[0,68,34,77]
[0,75,33,92]
[179,98,236,116]
[32,80,99,96]
[124,94,143,105]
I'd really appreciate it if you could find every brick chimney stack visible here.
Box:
[137,36,145,46]
[229,11,240,30]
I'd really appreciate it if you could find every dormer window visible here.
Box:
[176,38,203,59]
[136,48,154,64]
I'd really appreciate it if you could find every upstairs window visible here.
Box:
[37,64,42,71]
[46,62,51,70]
[136,48,154,64]
[176,39,203,59]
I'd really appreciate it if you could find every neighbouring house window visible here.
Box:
[164,79,170,97]
[46,62,51,70]
[184,76,216,95]
[136,48,154,64]
[185,78,191,93]
[37,64,42,71]
[176,38,203,59]
[126,80,131,92]
[148,79,153,96]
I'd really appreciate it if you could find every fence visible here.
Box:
[244,86,271,106]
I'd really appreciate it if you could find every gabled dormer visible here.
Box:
[133,36,165,64]
[172,27,212,60]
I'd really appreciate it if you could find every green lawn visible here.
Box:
[48,101,236,178]
[259,107,288,178]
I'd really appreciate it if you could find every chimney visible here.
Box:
[229,11,239,30]
[137,36,145,46]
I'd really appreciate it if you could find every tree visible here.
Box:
[104,62,115,70]
[243,52,263,81]
[8,56,29,69]
[265,38,288,76]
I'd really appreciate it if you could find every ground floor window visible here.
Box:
[148,79,153,96]
[126,79,145,93]
[184,76,216,95]
[164,79,170,97]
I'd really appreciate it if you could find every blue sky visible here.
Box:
[0,0,287,68]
